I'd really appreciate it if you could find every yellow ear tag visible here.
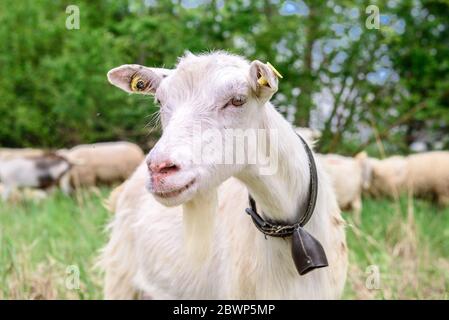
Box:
[267,62,283,79]
[130,75,144,91]
[257,62,283,86]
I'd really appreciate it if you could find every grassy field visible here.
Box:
[344,195,449,299]
[0,189,110,299]
[0,188,448,299]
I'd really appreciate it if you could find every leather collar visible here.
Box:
[245,132,328,275]
[245,133,318,236]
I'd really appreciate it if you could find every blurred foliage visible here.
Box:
[0,0,447,155]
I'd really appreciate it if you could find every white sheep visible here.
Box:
[406,151,449,206]
[367,151,449,205]
[318,152,371,223]
[0,154,71,201]
[59,141,144,193]
[367,155,409,198]
[99,52,348,299]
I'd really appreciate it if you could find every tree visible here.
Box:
[0,0,447,156]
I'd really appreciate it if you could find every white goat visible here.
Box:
[100,52,348,299]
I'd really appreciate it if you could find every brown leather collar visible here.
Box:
[245,132,328,275]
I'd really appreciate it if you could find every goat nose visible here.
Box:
[147,159,179,175]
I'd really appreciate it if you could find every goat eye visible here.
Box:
[230,95,246,107]
[136,80,145,90]
[131,75,147,91]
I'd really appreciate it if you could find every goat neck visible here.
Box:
[236,103,311,224]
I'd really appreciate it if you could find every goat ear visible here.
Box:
[249,60,280,102]
[107,64,172,95]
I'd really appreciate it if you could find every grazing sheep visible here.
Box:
[406,151,449,206]
[59,142,145,193]
[367,151,449,206]
[318,152,372,223]
[99,52,347,299]
[0,154,71,201]
[367,155,409,198]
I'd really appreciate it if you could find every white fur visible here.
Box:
[100,52,348,299]
[182,188,218,263]
[0,158,40,187]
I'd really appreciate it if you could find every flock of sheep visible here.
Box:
[0,142,144,202]
[1,131,448,223]
[297,129,449,225]
[321,148,449,223]
[296,128,449,223]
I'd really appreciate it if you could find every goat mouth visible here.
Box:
[153,179,196,199]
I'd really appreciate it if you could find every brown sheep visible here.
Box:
[59,142,144,193]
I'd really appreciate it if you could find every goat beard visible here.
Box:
[182,188,217,266]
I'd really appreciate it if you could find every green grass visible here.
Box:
[343,195,449,299]
[0,189,110,299]
[0,189,448,299]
